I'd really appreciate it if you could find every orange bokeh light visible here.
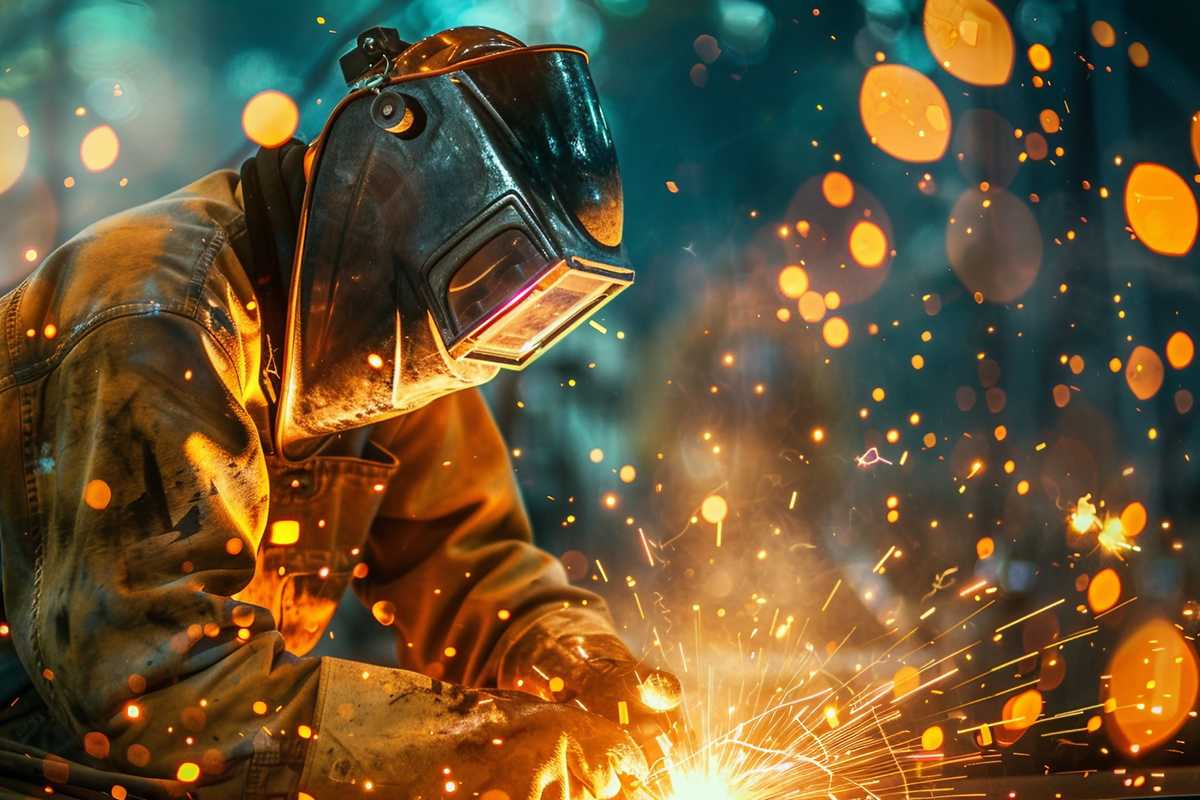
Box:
[923,0,1015,87]
[700,494,728,524]
[372,600,397,626]
[1191,112,1200,170]
[892,665,920,699]
[1091,20,1116,48]
[1120,502,1147,537]
[1166,331,1195,369]
[849,220,888,268]
[860,64,952,163]
[822,316,850,348]
[778,265,809,298]
[1087,568,1121,613]
[798,291,826,323]
[821,171,855,208]
[1002,688,1042,732]
[1125,345,1165,400]
[1125,163,1198,256]
[243,90,300,148]
[268,519,300,546]
[1039,108,1061,133]
[80,125,120,172]
[1128,41,1150,68]
[947,187,1042,303]
[0,99,30,195]
[1105,618,1199,757]
[1027,43,1052,72]
[83,479,112,511]
[921,725,944,751]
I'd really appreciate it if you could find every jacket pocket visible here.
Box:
[235,442,398,655]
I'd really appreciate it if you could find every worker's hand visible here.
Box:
[446,686,652,796]
[300,661,648,800]
[535,635,683,768]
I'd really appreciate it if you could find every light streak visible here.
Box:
[820,579,842,612]
[993,598,1065,633]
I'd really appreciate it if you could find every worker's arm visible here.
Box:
[7,312,317,796]
[358,388,681,751]
[7,312,642,799]
[358,388,624,689]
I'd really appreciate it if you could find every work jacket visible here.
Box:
[0,171,621,798]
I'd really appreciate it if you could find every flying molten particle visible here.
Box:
[1070,494,1099,534]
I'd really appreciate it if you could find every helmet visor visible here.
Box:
[444,230,632,368]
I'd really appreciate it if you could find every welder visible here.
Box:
[0,25,678,799]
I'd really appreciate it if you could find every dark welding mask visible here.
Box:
[275,26,632,456]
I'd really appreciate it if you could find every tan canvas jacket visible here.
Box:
[0,171,622,798]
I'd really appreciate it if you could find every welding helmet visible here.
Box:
[275,26,632,457]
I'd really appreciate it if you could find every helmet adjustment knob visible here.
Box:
[370,91,417,135]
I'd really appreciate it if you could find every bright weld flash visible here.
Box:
[664,770,743,800]
[638,674,681,712]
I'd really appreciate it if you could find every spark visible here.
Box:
[855,447,893,468]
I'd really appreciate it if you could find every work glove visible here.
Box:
[499,614,683,768]
[300,658,648,799]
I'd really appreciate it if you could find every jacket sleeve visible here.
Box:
[14,311,317,798]
[356,388,626,690]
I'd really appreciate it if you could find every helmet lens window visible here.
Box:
[451,258,632,368]
[446,229,550,335]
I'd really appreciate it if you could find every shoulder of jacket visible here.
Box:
[0,170,259,391]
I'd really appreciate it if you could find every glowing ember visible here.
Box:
[1069,494,1099,534]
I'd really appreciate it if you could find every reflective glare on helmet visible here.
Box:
[447,230,551,335]
[450,257,632,369]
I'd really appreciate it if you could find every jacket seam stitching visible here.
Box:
[3,279,28,369]
[185,227,227,317]
[18,382,46,686]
